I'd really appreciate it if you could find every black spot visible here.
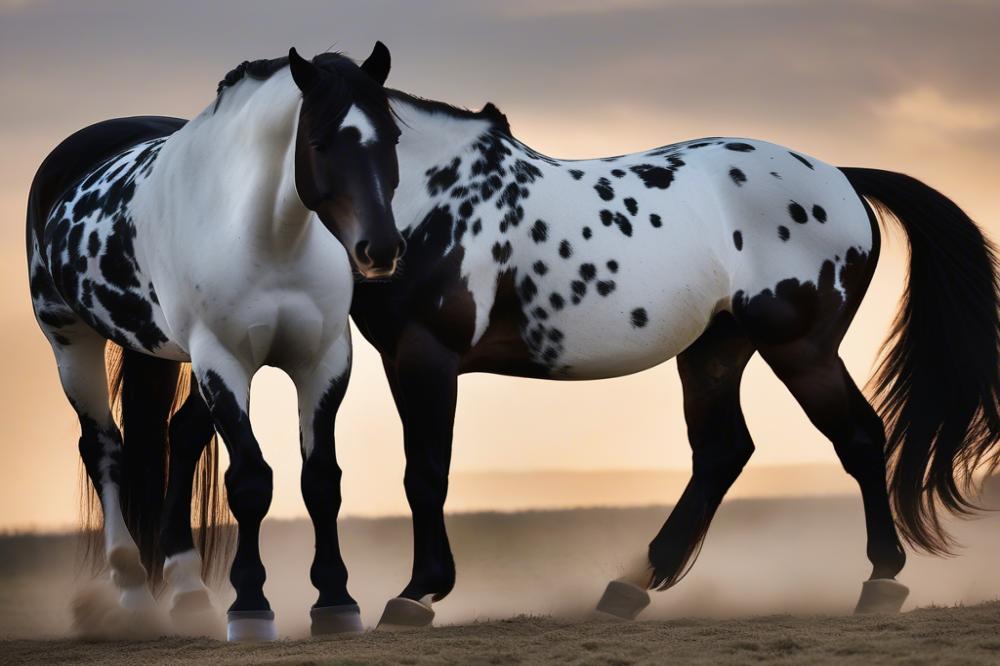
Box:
[559,240,572,259]
[492,240,512,263]
[812,205,827,223]
[569,169,584,180]
[87,231,101,257]
[512,159,543,184]
[613,212,633,237]
[624,198,638,215]
[530,219,548,243]
[788,201,808,224]
[789,152,814,169]
[611,169,625,178]
[579,263,596,282]
[630,308,648,328]
[733,231,743,251]
[426,157,462,195]
[778,225,790,241]
[596,280,616,296]
[548,329,564,342]
[451,185,469,199]
[549,293,565,310]
[582,226,592,240]
[650,214,662,228]
[454,218,468,243]
[542,347,559,362]
[571,296,581,305]
[607,260,619,273]
[630,160,683,189]
[770,171,782,179]
[533,260,548,275]
[725,142,755,152]
[519,275,538,304]
[729,168,747,186]
[472,219,483,235]
[530,328,544,345]
[594,177,615,201]
[93,284,168,350]
[458,199,474,219]
[571,280,587,296]
[532,306,549,321]
[600,209,614,226]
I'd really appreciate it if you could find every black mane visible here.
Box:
[214,52,391,116]
[387,89,511,136]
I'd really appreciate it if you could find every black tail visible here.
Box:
[841,167,1000,554]
[83,344,230,587]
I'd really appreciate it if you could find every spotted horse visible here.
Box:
[26,45,404,641]
[345,90,1000,626]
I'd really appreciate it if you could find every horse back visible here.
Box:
[27,116,185,248]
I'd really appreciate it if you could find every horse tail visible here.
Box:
[86,345,230,588]
[841,167,1000,554]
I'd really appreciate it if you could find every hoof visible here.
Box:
[119,584,157,611]
[376,597,434,630]
[227,610,278,642]
[108,545,148,589]
[171,589,223,638]
[595,580,651,620]
[311,604,363,636]
[854,578,909,614]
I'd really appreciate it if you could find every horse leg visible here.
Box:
[190,340,275,641]
[52,333,156,610]
[292,333,362,635]
[756,342,908,613]
[160,375,220,630]
[597,312,755,619]
[377,324,460,630]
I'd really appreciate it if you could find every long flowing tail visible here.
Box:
[82,344,230,587]
[841,167,1000,554]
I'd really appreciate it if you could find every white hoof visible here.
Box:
[595,580,651,620]
[854,578,909,614]
[311,604,363,635]
[227,610,278,642]
[119,584,157,611]
[108,544,148,589]
[376,597,434,630]
[171,589,223,638]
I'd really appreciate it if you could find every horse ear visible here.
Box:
[289,47,319,93]
[360,41,391,85]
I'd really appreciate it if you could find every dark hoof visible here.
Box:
[376,597,434,630]
[595,580,651,620]
[311,603,363,635]
[227,609,277,642]
[854,578,909,614]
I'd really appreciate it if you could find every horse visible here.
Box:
[147,81,997,632]
[26,44,404,641]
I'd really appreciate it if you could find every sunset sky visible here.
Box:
[1,0,998,531]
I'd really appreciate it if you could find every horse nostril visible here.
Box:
[395,239,407,258]
[354,240,372,263]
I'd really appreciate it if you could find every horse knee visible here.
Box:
[169,398,214,462]
[225,460,273,522]
[692,437,754,487]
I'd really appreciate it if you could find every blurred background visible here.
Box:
[2,0,998,532]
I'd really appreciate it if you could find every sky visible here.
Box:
[1,0,998,531]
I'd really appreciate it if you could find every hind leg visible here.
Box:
[50,332,155,610]
[597,313,755,619]
[756,341,908,612]
[160,375,220,629]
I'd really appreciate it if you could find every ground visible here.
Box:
[2,496,999,664]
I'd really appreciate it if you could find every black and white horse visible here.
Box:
[114,73,997,635]
[350,92,1000,626]
[27,45,404,640]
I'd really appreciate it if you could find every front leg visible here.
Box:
[291,333,362,635]
[377,324,460,629]
[190,336,275,642]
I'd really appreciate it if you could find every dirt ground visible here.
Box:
[2,496,999,664]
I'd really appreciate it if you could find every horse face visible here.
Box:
[290,44,405,279]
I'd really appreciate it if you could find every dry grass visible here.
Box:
[3,602,1000,665]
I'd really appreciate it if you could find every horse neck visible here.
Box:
[159,72,310,252]
[391,98,508,230]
